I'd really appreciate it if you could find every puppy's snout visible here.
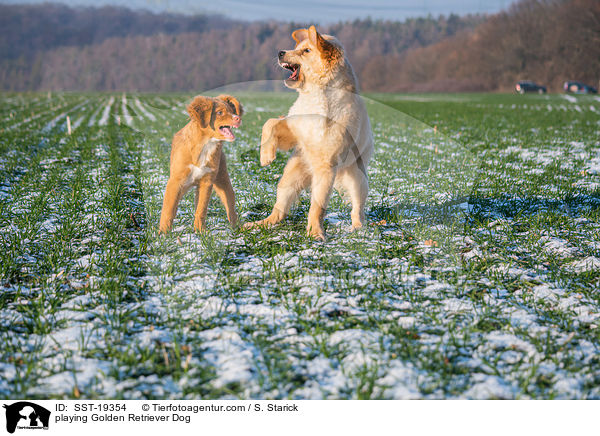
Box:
[278,50,286,60]
[232,115,240,123]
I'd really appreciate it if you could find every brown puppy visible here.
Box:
[159,95,243,233]
[245,26,374,240]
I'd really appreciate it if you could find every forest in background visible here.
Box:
[0,0,597,93]
[389,0,600,92]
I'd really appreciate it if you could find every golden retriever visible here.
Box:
[159,95,243,233]
[245,25,373,240]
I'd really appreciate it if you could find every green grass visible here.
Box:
[0,91,599,399]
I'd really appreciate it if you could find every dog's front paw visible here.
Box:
[242,221,260,229]
[260,145,276,166]
[307,225,326,242]
[159,221,172,234]
[350,221,363,231]
[243,218,272,229]
[229,213,239,229]
[193,219,207,233]
[244,214,281,229]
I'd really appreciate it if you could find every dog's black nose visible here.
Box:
[278,50,286,59]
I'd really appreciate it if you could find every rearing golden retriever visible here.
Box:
[244,25,373,240]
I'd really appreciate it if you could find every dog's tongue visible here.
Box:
[219,126,235,140]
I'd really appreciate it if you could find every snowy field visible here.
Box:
[0,91,599,399]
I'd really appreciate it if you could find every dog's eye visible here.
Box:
[304,49,311,54]
[217,110,223,115]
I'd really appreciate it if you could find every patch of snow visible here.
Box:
[463,374,515,399]
[568,256,600,273]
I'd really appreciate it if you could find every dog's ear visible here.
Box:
[292,28,308,44]
[217,94,244,117]
[187,96,214,128]
[308,25,342,65]
[308,25,320,46]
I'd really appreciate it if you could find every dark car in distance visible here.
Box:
[515,81,547,94]
[563,81,598,94]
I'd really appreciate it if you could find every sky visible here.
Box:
[1,0,514,22]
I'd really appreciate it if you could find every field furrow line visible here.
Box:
[98,96,115,126]
[0,96,49,122]
[134,98,156,122]
[4,100,73,131]
[87,98,107,127]
[121,94,134,126]
[42,98,90,133]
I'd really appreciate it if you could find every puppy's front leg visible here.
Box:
[193,178,213,232]
[213,152,238,227]
[260,118,296,166]
[159,178,184,233]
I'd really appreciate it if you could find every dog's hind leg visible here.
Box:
[244,154,310,228]
[337,164,368,230]
[307,166,337,241]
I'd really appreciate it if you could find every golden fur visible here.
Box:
[245,25,374,240]
[159,95,243,233]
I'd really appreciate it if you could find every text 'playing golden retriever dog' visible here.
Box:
[244,25,374,241]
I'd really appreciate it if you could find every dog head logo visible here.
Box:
[3,402,50,433]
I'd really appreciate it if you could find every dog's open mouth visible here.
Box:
[281,63,300,81]
[219,125,235,140]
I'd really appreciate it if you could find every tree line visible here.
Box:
[0,3,238,90]
[0,3,481,92]
[0,0,596,93]
[386,0,599,92]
